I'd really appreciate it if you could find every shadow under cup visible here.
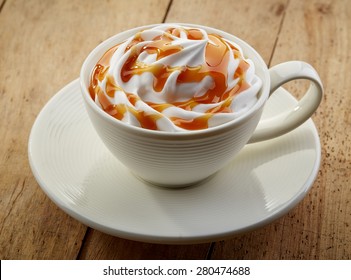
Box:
[80,24,270,187]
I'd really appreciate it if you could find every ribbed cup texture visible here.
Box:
[80,24,270,187]
[85,104,263,186]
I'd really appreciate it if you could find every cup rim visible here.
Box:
[80,23,270,140]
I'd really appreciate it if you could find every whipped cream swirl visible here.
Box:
[89,24,262,131]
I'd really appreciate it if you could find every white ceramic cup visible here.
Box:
[80,23,323,187]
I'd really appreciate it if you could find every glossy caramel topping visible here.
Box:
[89,25,259,131]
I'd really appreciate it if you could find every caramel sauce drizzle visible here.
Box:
[89,28,250,130]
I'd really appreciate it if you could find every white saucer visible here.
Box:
[28,79,321,244]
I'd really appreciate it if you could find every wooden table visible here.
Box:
[1,0,350,260]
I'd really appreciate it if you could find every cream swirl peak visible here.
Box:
[89,24,262,131]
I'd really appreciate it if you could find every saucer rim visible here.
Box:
[28,79,321,244]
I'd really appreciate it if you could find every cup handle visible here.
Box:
[248,61,323,143]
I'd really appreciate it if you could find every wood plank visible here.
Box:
[211,0,351,259]
[78,230,210,259]
[0,0,6,11]
[0,0,170,259]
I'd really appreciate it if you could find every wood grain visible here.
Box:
[211,0,351,259]
[78,230,211,259]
